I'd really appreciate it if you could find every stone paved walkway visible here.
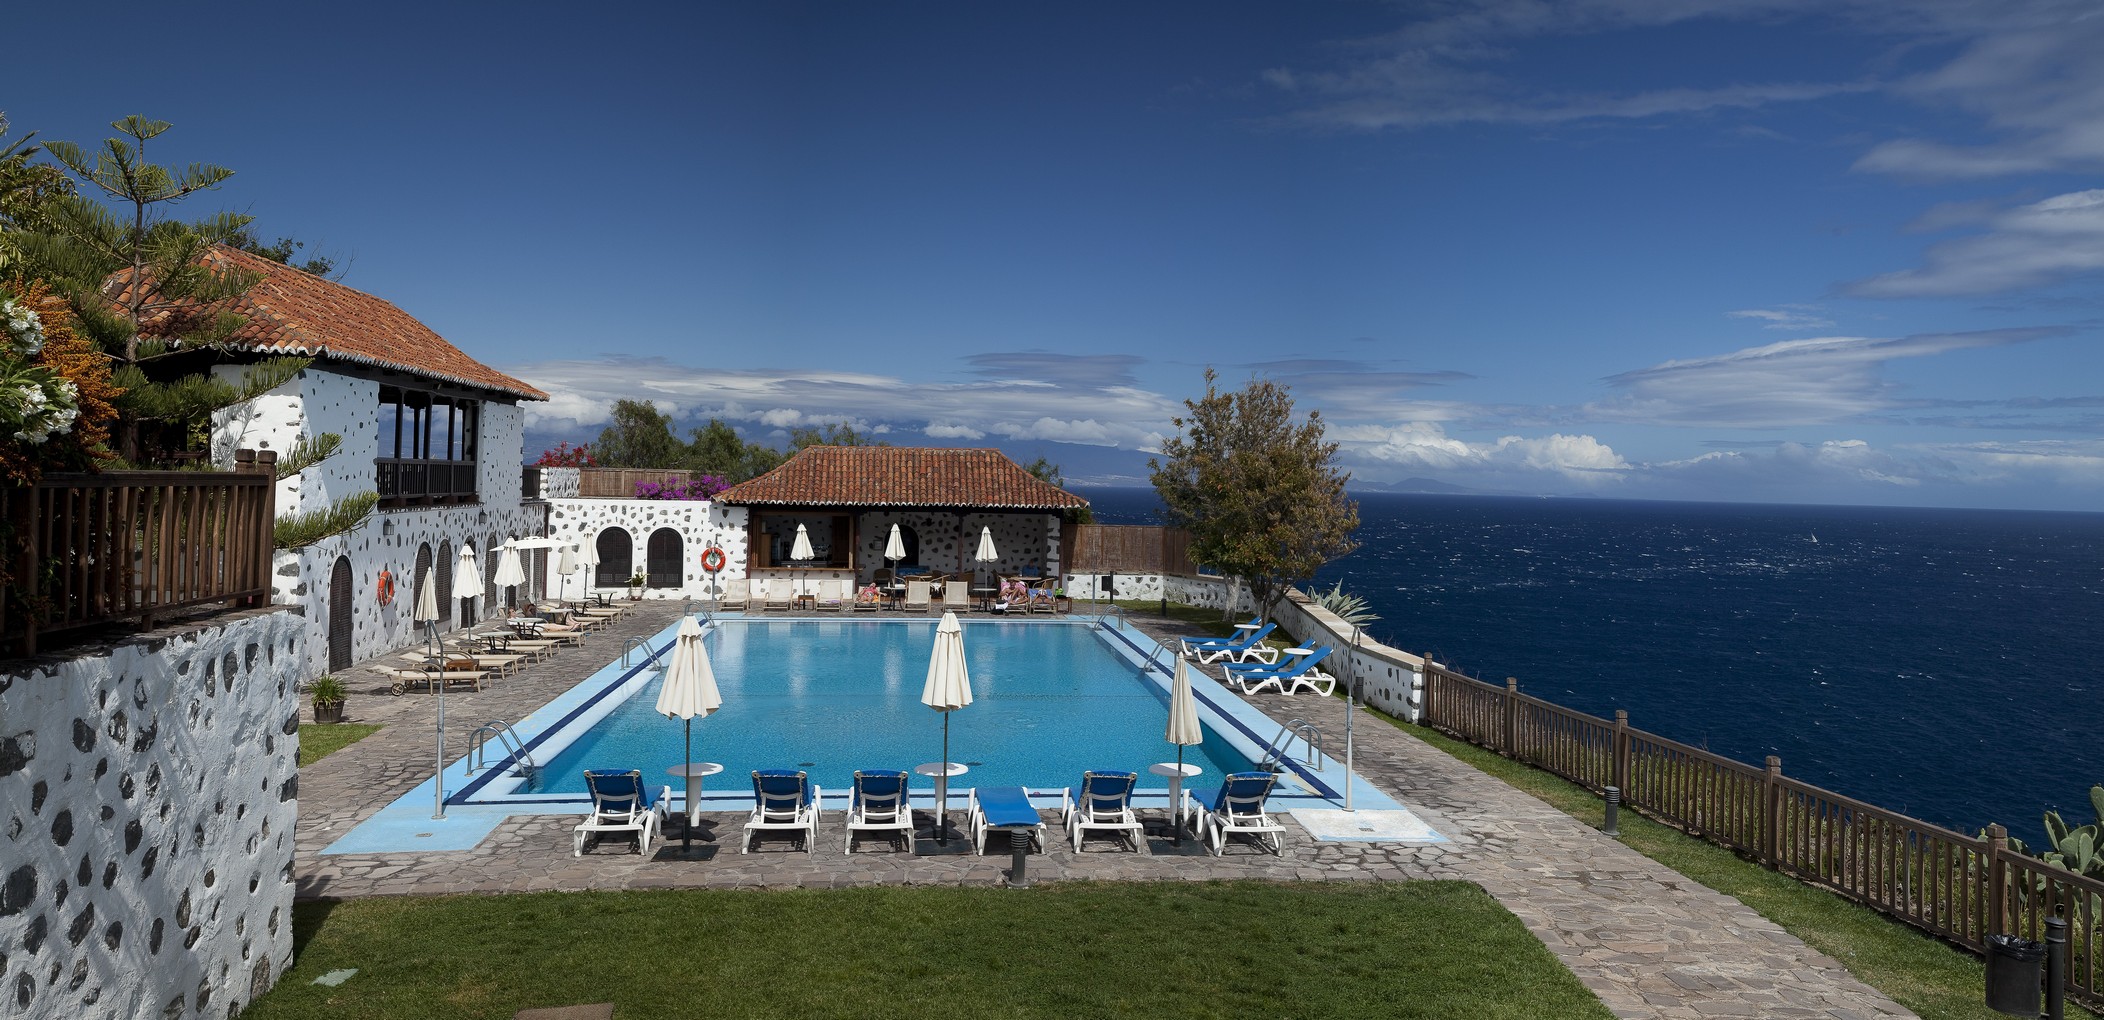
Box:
[294,603,1915,1019]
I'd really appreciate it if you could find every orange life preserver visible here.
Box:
[376,569,396,606]
[700,546,727,572]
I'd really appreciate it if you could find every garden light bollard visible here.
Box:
[1007,837,1032,889]
[1603,786,1620,836]
[2046,914,2066,1020]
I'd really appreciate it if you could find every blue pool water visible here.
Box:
[524,619,1257,795]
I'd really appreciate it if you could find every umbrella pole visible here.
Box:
[432,623,447,820]
[683,718,694,852]
[1173,745,1185,845]
[937,714,950,845]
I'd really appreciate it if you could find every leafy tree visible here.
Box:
[686,417,781,482]
[224,226,336,277]
[13,115,303,464]
[1023,455,1093,524]
[1149,368,1359,621]
[0,113,73,271]
[592,398,685,468]
[787,422,886,450]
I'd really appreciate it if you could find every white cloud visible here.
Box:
[924,423,986,440]
[1337,421,1630,486]
[1589,328,2055,428]
[1727,307,1836,330]
[1846,189,2104,297]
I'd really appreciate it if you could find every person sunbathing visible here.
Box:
[856,583,882,604]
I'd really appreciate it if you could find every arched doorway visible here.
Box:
[485,532,502,608]
[437,540,454,625]
[328,556,353,673]
[898,524,921,567]
[646,528,682,589]
[412,542,434,612]
[595,528,633,588]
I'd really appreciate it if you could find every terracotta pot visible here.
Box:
[313,700,346,724]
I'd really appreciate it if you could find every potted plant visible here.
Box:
[627,572,647,599]
[310,675,348,724]
[1053,585,1070,612]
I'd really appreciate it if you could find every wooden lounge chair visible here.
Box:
[382,662,487,694]
[761,578,793,612]
[941,580,971,614]
[402,651,523,676]
[716,578,750,611]
[852,582,883,612]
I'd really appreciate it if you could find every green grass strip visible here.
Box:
[251,882,1611,1020]
[1378,713,2070,1020]
[298,723,381,768]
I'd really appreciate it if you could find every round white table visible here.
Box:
[915,761,969,843]
[1150,762,1202,841]
[666,762,724,825]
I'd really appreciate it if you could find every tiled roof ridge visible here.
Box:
[716,445,1090,509]
[116,245,547,401]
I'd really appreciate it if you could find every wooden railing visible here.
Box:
[1068,524,1197,574]
[576,468,704,498]
[1,450,277,656]
[1418,660,2104,1008]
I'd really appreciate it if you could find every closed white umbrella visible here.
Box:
[973,526,998,587]
[578,540,601,598]
[920,611,973,843]
[790,523,816,598]
[656,615,723,851]
[492,541,527,609]
[1166,657,1203,844]
[884,523,905,564]
[413,566,447,818]
[454,543,483,624]
[554,542,579,604]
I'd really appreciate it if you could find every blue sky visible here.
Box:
[6,1,2103,508]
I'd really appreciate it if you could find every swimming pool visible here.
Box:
[521,618,1259,794]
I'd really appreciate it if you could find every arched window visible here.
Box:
[412,542,434,613]
[646,528,683,588]
[437,540,454,625]
[595,528,633,588]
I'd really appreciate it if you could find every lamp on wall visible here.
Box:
[382,519,395,537]
[478,510,487,524]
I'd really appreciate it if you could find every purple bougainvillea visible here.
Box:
[633,475,728,501]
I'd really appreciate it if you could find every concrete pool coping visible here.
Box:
[322,612,1407,855]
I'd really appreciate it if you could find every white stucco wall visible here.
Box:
[211,368,379,517]
[0,608,302,1020]
[545,500,748,600]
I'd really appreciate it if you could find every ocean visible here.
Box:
[1075,486,2104,845]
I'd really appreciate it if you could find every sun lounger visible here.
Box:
[1181,622,1280,663]
[1062,771,1144,852]
[716,578,750,611]
[941,580,971,613]
[1223,646,1335,695]
[967,786,1046,856]
[761,578,793,612]
[382,661,487,694]
[852,582,883,612]
[1180,616,1264,651]
[1182,771,1285,857]
[401,651,523,676]
[902,580,932,613]
[844,769,913,853]
[743,769,821,853]
[573,769,672,856]
[815,578,847,612]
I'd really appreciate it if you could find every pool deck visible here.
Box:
[297,601,1914,1020]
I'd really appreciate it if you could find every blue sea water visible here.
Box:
[1076,486,2104,843]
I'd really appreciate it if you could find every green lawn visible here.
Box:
[1379,714,2072,1020]
[250,882,1610,1020]
[298,723,381,767]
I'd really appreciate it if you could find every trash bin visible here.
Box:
[1985,933,2046,1016]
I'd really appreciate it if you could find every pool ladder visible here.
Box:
[467,720,537,778]
[620,636,654,668]
[1261,718,1325,773]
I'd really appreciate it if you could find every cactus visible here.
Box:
[2037,785,2104,881]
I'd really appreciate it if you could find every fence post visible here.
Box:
[9,486,36,655]
[1416,655,1433,727]
[1612,709,1630,795]
[1763,755,1783,870]
[1986,823,2009,936]
[1503,676,1519,757]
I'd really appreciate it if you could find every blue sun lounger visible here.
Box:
[1179,622,1278,663]
[1222,645,1336,696]
[967,786,1046,856]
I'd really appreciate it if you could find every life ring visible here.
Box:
[700,546,727,573]
[376,569,396,606]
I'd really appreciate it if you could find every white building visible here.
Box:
[202,246,549,676]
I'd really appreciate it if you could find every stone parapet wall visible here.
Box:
[537,467,581,499]
[0,608,303,1020]
[546,499,748,599]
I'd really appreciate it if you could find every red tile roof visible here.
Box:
[115,245,546,400]
[716,447,1091,510]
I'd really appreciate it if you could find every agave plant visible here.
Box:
[2041,785,2104,880]
[1314,579,1379,627]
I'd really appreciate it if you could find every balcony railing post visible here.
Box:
[1612,709,1630,795]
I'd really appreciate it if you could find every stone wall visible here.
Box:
[545,499,749,600]
[0,608,303,1020]
[856,511,1059,579]
[538,466,580,499]
[210,367,378,517]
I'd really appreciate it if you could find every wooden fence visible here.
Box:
[1420,662,2104,1008]
[1067,524,1197,574]
[1,451,277,656]
[576,468,707,498]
